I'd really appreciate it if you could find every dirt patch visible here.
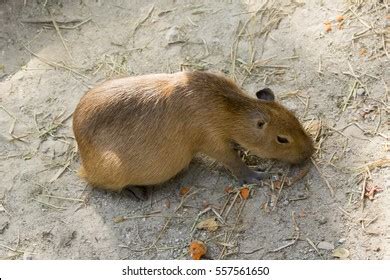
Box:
[0,0,389,260]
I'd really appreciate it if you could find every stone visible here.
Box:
[317,216,328,225]
[0,216,10,234]
[317,241,335,250]
[165,26,184,44]
[356,87,366,96]
[338,238,346,244]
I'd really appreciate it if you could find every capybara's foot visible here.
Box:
[238,170,270,185]
[122,186,149,201]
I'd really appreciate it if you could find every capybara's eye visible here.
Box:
[277,135,289,144]
[257,121,265,129]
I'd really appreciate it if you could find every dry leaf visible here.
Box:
[324,20,332,32]
[304,119,322,138]
[164,199,171,209]
[224,186,234,193]
[196,218,219,232]
[179,186,190,196]
[364,182,383,200]
[240,187,250,200]
[333,247,350,259]
[336,15,344,22]
[359,48,367,56]
[189,240,207,260]
[273,180,283,190]
[113,216,127,223]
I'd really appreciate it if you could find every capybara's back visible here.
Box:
[73,73,199,190]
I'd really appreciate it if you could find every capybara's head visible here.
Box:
[233,88,314,164]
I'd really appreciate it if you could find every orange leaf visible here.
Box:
[240,187,250,200]
[196,218,219,232]
[179,186,190,196]
[189,240,207,260]
[364,182,383,200]
[336,15,344,22]
[324,20,332,32]
[359,48,367,57]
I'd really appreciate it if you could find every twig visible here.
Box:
[42,194,84,202]
[374,108,382,134]
[219,199,247,259]
[349,7,371,29]
[356,158,390,173]
[239,247,263,255]
[0,244,32,255]
[49,162,70,182]
[343,81,357,111]
[32,198,67,210]
[131,189,201,252]
[131,4,155,40]
[306,237,322,257]
[223,191,240,219]
[311,158,335,197]
[129,214,175,253]
[318,55,323,74]
[254,64,290,69]
[56,17,91,30]
[23,45,87,78]
[272,175,286,211]
[49,10,73,61]
[338,206,352,218]
[219,193,231,216]
[190,207,212,233]
[382,78,389,103]
[38,112,73,138]
[230,3,267,81]
[269,212,300,253]
[0,105,18,120]
[187,16,198,27]
[21,18,84,24]
[175,189,201,212]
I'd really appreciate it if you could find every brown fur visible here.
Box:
[72,71,314,191]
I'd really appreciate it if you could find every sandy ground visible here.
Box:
[0,0,389,260]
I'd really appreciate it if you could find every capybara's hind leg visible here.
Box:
[78,165,87,179]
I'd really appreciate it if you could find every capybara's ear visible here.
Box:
[255,88,275,101]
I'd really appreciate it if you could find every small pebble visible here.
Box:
[165,26,184,44]
[318,216,328,225]
[356,87,366,96]
[317,241,335,250]
[298,192,306,198]
[23,253,33,260]
[338,238,346,244]
[385,17,390,28]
